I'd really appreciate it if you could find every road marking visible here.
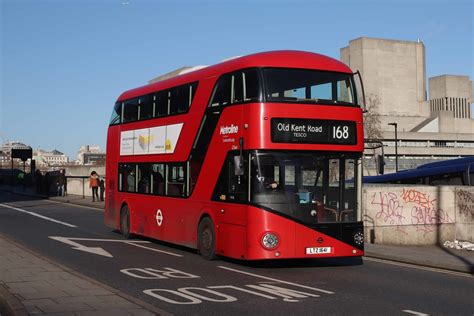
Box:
[48,236,182,258]
[218,266,334,294]
[126,242,183,257]
[364,257,472,278]
[402,310,429,315]
[0,203,77,228]
[49,236,113,257]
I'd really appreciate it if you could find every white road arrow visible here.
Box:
[49,236,115,257]
[48,236,183,258]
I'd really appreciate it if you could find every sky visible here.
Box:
[1,0,473,159]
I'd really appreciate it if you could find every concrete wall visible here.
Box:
[363,185,473,245]
[64,166,105,196]
[429,75,472,100]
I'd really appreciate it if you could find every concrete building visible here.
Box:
[1,141,32,167]
[341,37,474,174]
[429,75,472,123]
[76,145,106,165]
[34,149,69,166]
[1,141,31,153]
[341,37,428,118]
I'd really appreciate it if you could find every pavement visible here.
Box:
[0,184,473,315]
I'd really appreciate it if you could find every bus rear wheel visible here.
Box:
[120,206,132,239]
[198,217,216,260]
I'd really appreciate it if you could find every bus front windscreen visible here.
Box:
[263,68,358,106]
[250,151,359,224]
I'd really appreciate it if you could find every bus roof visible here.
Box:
[117,50,353,102]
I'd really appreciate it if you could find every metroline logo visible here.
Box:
[220,124,239,135]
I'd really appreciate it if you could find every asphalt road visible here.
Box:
[0,191,472,316]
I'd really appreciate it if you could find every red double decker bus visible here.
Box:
[105,51,366,260]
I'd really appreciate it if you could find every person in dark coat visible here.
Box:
[99,179,105,202]
[57,169,66,196]
[35,170,43,193]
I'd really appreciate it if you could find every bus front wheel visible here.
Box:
[120,206,132,239]
[198,217,216,260]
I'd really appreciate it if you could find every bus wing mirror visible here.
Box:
[353,71,366,112]
[234,156,244,176]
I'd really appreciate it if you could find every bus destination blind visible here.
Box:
[271,118,356,145]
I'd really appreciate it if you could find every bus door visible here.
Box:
[212,152,249,258]
[104,162,117,227]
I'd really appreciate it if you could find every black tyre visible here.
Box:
[120,206,132,239]
[198,217,216,260]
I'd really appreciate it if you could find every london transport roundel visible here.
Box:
[155,209,163,226]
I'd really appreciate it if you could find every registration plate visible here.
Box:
[306,247,332,255]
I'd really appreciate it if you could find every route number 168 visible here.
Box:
[332,126,349,139]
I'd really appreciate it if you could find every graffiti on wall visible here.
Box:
[369,188,453,235]
[456,189,474,220]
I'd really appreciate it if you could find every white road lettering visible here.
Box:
[246,283,319,302]
[208,285,277,300]
[0,203,77,228]
[178,288,237,303]
[218,266,334,294]
[143,289,202,305]
[121,268,199,279]
[402,310,430,316]
[144,282,329,305]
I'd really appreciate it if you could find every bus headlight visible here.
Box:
[261,232,279,250]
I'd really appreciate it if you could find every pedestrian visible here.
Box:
[57,169,66,196]
[89,171,99,202]
[99,178,105,201]
[35,170,43,193]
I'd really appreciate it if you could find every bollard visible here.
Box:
[82,177,85,199]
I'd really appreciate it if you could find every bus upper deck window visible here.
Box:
[123,98,139,123]
[109,102,122,125]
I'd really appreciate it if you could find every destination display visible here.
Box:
[271,118,356,144]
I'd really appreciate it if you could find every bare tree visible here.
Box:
[364,94,382,140]
[363,94,384,176]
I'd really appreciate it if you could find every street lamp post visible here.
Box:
[388,122,398,172]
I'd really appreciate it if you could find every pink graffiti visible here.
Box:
[410,205,453,234]
[371,192,406,228]
[401,189,436,210]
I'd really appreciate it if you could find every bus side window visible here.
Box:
[123,98,139,123]
[243,69,260,101]
[119,164,137,193]
[167,164,186,197]
[154,90,168,117]
[137,164,152,194]
[139,94,154,120]
[109,102,122,125]
[231,72,244,104]
[210,75,231,107]
[170,85,190,114]
[151,164,165,195]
